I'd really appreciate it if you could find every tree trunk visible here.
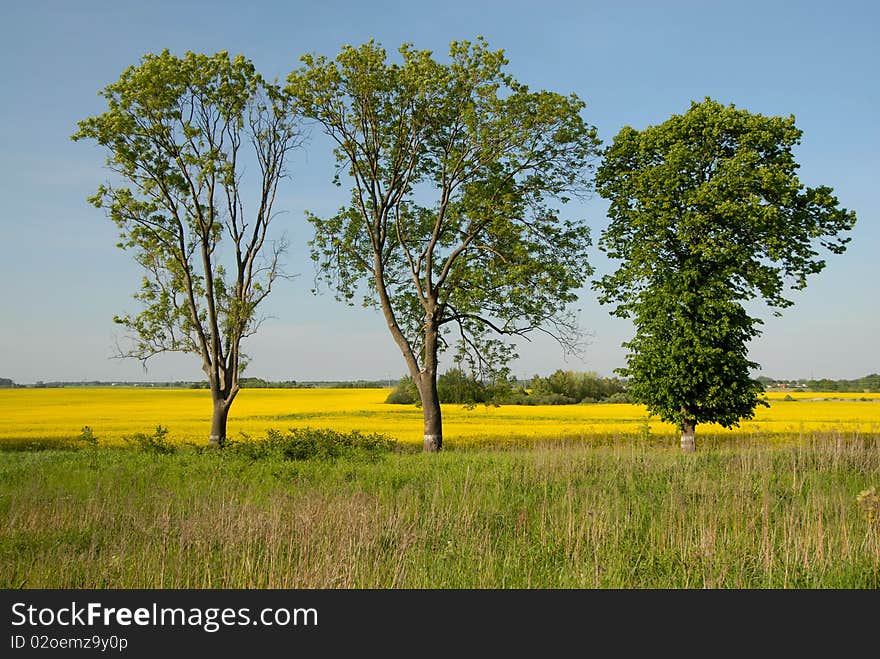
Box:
[681,417,696,452]
[209,398,230,447]
[419,374,443,452]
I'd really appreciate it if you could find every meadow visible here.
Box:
[1,387,878,588]
[1,435,878,588]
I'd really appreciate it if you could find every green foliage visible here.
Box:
[805,374,880,393]
[385,376,419,404]
[526,369,627,404]
[385,370,512,406]
[326,380,389,389]
[191,378,310,389]
[124,425,175,454]
[620,291,767,428]
[437,368,517,407]
[759,373,880,393]
[595,98,856,316]
[78,426,98,447]
[509,391,578,406]
[385,369,628,406]
[437,368,487,405]
[594,98,856,433]
[225,427,397,461]
[287,37,599,387]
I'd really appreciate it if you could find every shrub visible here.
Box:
[78,425,99,447]
[437,368,487,405]
[517,392,578,405]
[385,369,515,407]
[527,370,627,403]
[225,427,398,462]
[385,376,418,404]
[124,425,176,454]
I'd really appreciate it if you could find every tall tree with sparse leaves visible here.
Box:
[287,38,600,451]
[594,98,856,451]
[73,50,303,447]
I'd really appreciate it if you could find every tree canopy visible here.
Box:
[594,98,856,450]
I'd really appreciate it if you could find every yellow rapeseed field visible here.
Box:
[1,387,878,447]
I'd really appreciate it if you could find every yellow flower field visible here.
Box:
[1,387,879,447]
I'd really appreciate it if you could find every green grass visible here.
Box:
[1,432,878,588]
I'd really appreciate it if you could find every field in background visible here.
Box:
[1,387,879,448]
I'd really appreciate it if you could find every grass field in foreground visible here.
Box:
[1,388,879,448]
[1,436,878,588]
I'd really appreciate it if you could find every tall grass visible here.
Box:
[1,433,877,588]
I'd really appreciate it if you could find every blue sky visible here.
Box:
[0,0,877,384]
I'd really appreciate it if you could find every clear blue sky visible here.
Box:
[1,0,877,384]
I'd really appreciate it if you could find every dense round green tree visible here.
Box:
[594,98,856,451]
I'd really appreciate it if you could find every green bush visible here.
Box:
[385,376,418,404]
[124,425,176,454]
[437,368,487,405]
[385,369,631,406]
[517,392,579,405]
[527,370,628,404]
[602,392,632,404]
[226,427,398,462]
[78,426,99,447]
[385,369,517,407]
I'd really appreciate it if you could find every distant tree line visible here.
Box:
[385,369,629,406]
[190,378,389,389]
[190,378,305,389]
[327,380,392,389]
[8,373,877,394]
[758,374,880,393]
[15,380,199,389]
[386,370,880,406]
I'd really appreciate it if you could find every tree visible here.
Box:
[529,369,627,403]
[287,39,600,451]
[73,50,303,446]
[594,98,856,451]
